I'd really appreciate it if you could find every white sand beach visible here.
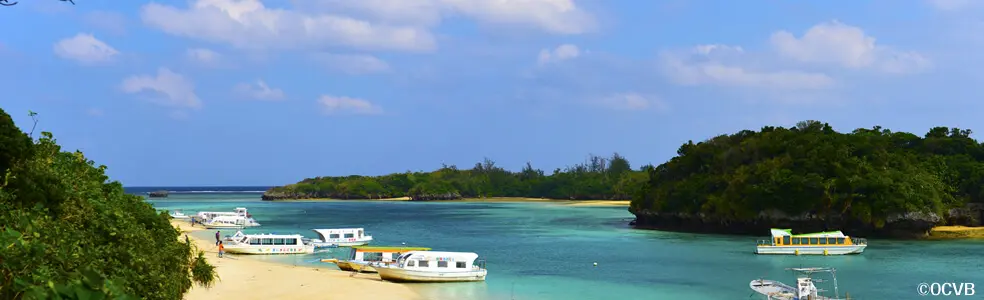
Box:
[171,220,420,300]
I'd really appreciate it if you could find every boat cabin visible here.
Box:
[758,228,867,247]
[233,233,305,246]
[350,246,431,263]
[196,207,250,221]
[311,228,373,246]
[223,232,314,254]
[396,251,485,272]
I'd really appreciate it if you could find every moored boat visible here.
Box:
[203,215,261,229]
[375,251,487,283]
[322,245,432,273]
[222,231,316,255]
[168,210,191,219]
[310,228,373,247]
[750,267,852,299]
[755,228,866,255]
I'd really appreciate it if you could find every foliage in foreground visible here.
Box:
[632,121,984,226]
[266,153,650,200]
[0,108,216,300]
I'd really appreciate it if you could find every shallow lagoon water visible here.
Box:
[149,193,983,300]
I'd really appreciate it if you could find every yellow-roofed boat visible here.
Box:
[321,245,431,273]
[755,228,867,255]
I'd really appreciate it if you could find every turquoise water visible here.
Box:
[149,193,983,300]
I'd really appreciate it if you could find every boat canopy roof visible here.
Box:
[769,228,847,238]
[312,228,364,233]
[401,251,479,262]
[352,246,430,252]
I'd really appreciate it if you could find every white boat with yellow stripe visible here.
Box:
[755,228,867,255]
[375,251,487,283]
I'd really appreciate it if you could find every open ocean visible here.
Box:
[137,187,984,300]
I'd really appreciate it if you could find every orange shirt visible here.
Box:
[218,244,225,251]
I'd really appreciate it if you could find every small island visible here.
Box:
[263,153,649,201]
[148,190,169,198]
[631,121,984,238]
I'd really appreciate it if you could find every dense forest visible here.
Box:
[0,108,216,299]
[263,153,651,200]
[631,120,984,237]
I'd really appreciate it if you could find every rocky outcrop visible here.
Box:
[628,207,943,239]
[148,190,168,198]
[408,192,463,201]
[946,203,984,227]
[261,190,399,201]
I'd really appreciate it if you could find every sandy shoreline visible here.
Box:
[928,225,984,239]
[170,220,419,300]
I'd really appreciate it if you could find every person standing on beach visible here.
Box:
[215,231,221,245]
[217,241,225,258]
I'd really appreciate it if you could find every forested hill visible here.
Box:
[262,153,651,201]
[631,120,984,238]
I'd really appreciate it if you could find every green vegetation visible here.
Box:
[631,121,984,234]
[0,108,216,300]
[264,154,651,201]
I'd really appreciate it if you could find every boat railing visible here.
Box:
[475,259,487,270]
[851,238,867,245]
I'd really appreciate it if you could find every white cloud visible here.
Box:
[537,44,580,65]
[296,0,596,34]
[120,68,201,109]
[317,95,382,115]
[186,48,220,64]
[140,0,436,53]
[598,93,663,111]
[770,21,931,74]
[53,33,119,64]
[234,80,285,101]
[311,53,391,74]
[660,45,835,90]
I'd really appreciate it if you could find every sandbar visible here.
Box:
[928,225,984,239]
[170,220,420,300]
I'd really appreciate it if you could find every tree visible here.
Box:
[0,108,216,300]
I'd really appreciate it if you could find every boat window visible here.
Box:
[792,238,800,245]
[274,238,285,245]
[329,234,340,239]
[344,233,355,238]
[782,236,790,245]
[456,262,466,268]
[837,238,845,244]
[437,261,448,268]
[359,230,363,237]
[809,238,818,244]
[249,238,261,245]
[819,238,827,245]
[286,238,298,245]
[418,260,430,267]
[392,253,400,260]
[261,238,274,245]
[364,252,383,262]
[408,260,415,267]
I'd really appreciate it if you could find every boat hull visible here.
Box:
[223,245,315,255]
[376,267,487,283]
[755,245,866,255]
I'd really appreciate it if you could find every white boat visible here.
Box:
[168,210,191,219]
[755,228,867,255]
[375,251,487,283]
[750,267,852,300]
[195,207,253,222]
[203,215,261,229]
[310,228,373,247]
[222,231,316,255]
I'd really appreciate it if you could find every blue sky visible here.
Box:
[2,0,982,186]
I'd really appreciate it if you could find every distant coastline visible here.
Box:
[125,186,272,195]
